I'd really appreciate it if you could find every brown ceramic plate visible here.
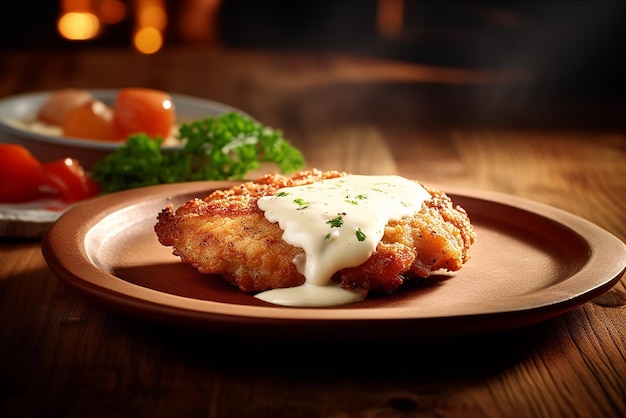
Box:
[41,181,626,339]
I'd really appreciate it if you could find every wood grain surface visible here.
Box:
[1,48,625,418]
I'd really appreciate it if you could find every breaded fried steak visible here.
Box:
[155,169,475,305]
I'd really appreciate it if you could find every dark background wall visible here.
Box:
[1,1,625,101]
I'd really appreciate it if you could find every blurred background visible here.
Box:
[1,1,624,111]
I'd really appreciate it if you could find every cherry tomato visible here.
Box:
[0,144,44,202]
[113,88,175,139]
[42,158,100,203]
[62,100,118,141]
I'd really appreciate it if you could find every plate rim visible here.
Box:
[41,181,626,336]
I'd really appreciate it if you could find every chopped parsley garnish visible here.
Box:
[355,228,367,241]
[293,197,310,208]
[92,112,305,193]
[276,191,289,197]
[344,193,368,205]
[326,216,344,228]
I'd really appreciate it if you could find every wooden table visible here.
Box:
[1,48,625,418]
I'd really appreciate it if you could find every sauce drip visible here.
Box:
[255,175,430,307]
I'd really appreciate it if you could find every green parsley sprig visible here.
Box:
[92,112,305,193]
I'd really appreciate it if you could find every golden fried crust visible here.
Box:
[155,169,476,294]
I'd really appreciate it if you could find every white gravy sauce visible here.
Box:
[255,175,431,307]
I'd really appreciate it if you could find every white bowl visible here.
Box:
[0,89,245,169]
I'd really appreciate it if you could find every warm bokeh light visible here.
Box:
[96,0,127,24]
[63,0,91,11]
[377,0,404,39]
[133,0,166,54]
[57,12,101,40]
[178,0,222,44]
[133,26,163,54]
[138,2,167,30]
